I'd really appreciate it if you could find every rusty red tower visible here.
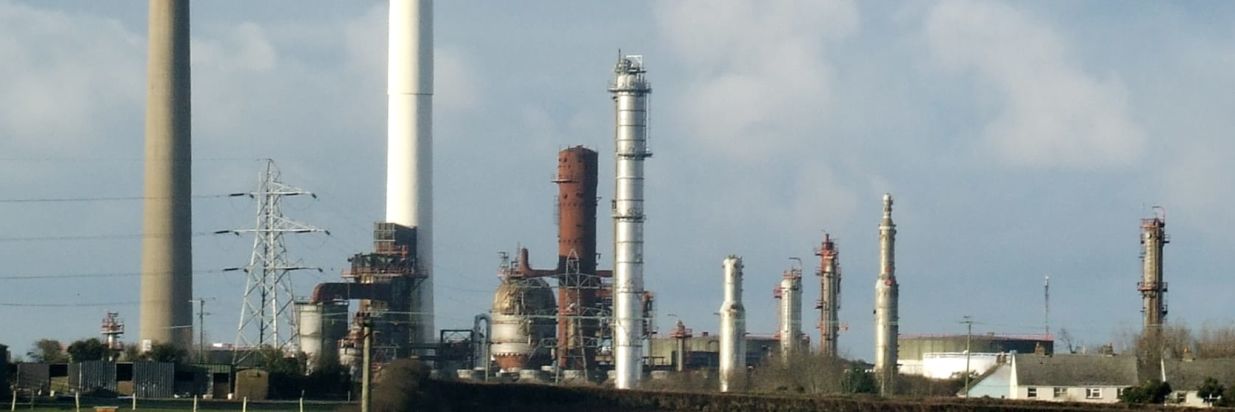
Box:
[555,146,602,370]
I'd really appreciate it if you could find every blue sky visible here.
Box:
[1,0,1233,362]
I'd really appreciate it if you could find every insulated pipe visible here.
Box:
[610,54,652,389]
[874,194,898,396]
[719,256,746,393]
[386,0,435,348]
[139,0,192,348]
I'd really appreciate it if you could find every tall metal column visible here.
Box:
[874,194,899,396]
[610,54,652,389]
[817,234,841,358]
[719,256,746,393]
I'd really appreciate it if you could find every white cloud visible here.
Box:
[192,22,278,73]
[654,0,858,159]
[925,0,1145,170]
[0,2,143,154]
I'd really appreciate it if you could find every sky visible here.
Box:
[1,0,1234,362]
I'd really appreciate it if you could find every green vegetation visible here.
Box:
[1117,380,1171,404]
[66,338,114,362]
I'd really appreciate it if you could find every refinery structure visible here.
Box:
[12,0,1221,406]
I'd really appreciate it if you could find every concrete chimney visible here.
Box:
[139,0,192,349]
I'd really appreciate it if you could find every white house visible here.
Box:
[965,353,1138,403]
[1163,358,1235,407]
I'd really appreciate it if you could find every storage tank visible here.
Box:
[490,277,557,371]
[295,301,348,372]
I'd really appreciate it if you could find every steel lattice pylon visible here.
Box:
[226,159,325,364]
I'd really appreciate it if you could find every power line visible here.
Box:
[0,232,215,242]
[0,301,139,308]
[0,269,227,281]
[0,193,245,203]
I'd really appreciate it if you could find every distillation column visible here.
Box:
[139,0,193,348]
[874,194,898,396]
[776,267,803,362]
[719,256,746,393]
[609,54,652,389]
[817,233,841,358]
[1139,210,1168,336]
[386,0,435,348]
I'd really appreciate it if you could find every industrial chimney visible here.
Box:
[386,0,435,348]
[817,233,841,358]
[719,255,746,393]
[775,266,803,363]
[874,193,898,396]
[1139,208,1168,336]
[610,54,652,389]
[139,0,192,349]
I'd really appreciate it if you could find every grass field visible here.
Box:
[5,397,350,411]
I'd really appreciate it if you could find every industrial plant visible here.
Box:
[7,0,1235,411]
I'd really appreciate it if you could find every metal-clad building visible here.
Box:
[899,334,1052,376]
[68,361,118,393]
[132,362,175,398]
[15,363,49,393]
[648,334,779,371]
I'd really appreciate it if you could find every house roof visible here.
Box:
[1014,353,1139,386]
[1164,358,1235,390]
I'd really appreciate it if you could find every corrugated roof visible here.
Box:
[1164,358,1235,390]
[1014,354,1138,386]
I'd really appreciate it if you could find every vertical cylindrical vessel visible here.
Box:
[139,0,193,349]
[386,0,435,348]
[874,194,898,396]
[555,147,600,370]
[817,234,841,358]
[719,256,746,393]
[1139,212,1167,333]
[296,302,348,372]
[776,269,802,361]
[609,54,652,389]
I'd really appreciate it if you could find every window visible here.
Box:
[1027,387,1037,398]
[1176,392,1187,403]
[1085,388,1102,399]
[1054,387,1066,398]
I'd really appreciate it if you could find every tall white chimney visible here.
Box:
[719,255,746,393]
[386,0,434,346]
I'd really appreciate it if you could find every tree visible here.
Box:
[27,339,67,363]
[66,338,111,362]
[1119,380,1172,404]
[1197,377,1225,405]
[840,365,877,394]
[140,343,187,364]
[372,359,436,412]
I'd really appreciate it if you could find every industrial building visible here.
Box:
[647,333,779,372]
[898,334,1054,378]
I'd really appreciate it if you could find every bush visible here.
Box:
[371,359,435,412]
[1118,380,1171,404]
